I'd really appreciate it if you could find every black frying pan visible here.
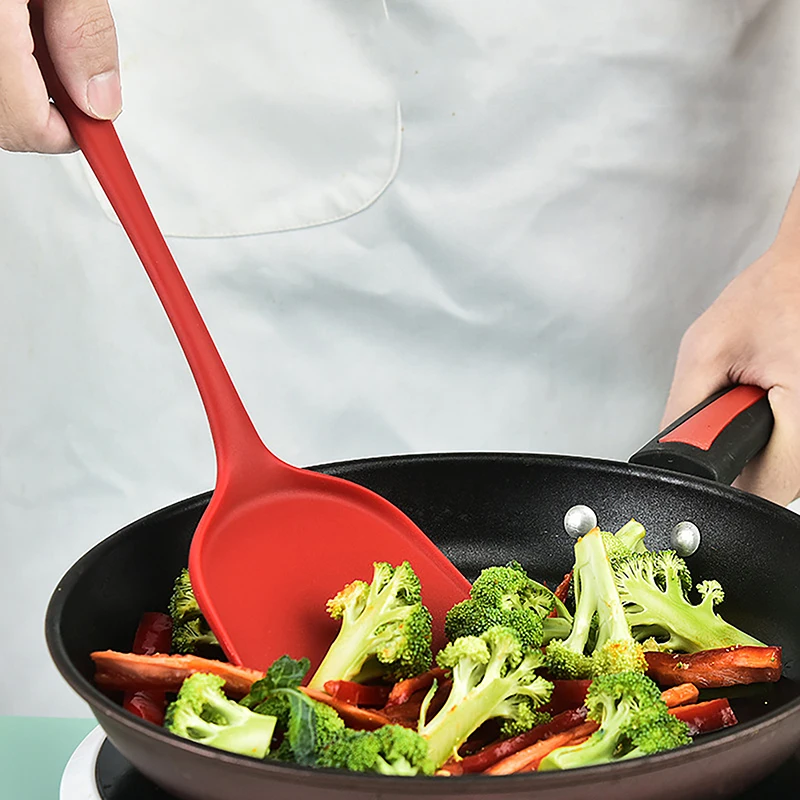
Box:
[46,388,800,800]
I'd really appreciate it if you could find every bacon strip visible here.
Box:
[645,646,781,688]
[91,650,264,698]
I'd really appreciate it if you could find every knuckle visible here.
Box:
[55,2,117,54]
[677,318,716,361]
[0,111,60,154]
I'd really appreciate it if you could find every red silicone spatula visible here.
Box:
[31,11,470,671]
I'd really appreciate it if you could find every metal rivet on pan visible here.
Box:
[671,521,701,557]
[564,505,598,538]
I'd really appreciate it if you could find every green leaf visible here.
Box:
[267,655,311,690]
[286,690,317,766]
[239,656,310,709]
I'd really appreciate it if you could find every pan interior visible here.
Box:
[48,453,800,779]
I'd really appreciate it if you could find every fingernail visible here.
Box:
[87,71,122,120]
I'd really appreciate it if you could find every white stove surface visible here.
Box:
[60,726,105,800]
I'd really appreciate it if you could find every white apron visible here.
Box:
[1,0,799,716]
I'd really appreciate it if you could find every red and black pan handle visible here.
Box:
[629,385,774,485]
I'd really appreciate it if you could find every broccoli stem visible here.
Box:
[580,531,632,647]
[615,520,647,553]
[421,658,512,767]
[561,545,597,654]
[309,605,413,689]
[624,576,764,651]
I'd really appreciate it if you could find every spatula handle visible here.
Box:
[29,4,271,481]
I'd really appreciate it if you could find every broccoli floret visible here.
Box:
[318,725,435,776]
[445,562,571,651]
[240,655,344,765]
[615,551,765,652]
[470,562,558,618]
[171,617,222,657]
[168,568,222,656]
[618,713,694,761]
[498,706,553,738]
[308,562,433,689]
[445,599,544,650]
[545,528,647,678]
[280,699,345,764]
[164,673,277,759]
[538,671,691,770]
[168,568,198,625]
[418,626,553,768]
[600,530,635,570]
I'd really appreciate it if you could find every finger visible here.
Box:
[44,0,121,120]
[0,0,73,152]
[660,326,732,430]
[733,385,800,505]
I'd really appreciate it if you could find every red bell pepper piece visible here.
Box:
[539,679,592,715]
[669,698,738,736]
[323,680,391,707]
[446,707,589,774]
[645,646,782,688]
[93,651,265,697]
[486,720,599,775]
[130,612,173,655]
[553,572,572,603]
[122,613,173,725]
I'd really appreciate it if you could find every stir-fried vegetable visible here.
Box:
[92,515,781,777]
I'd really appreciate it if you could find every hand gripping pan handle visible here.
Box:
[629,385,774,485]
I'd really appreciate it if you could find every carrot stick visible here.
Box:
[299,687,390,730]
[484,721,599,775]
[385,668,449,707]
[660,683,700,708]
[645,646,781,688]
[517,733,593,773]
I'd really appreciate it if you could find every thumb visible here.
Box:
[43,0,121,120]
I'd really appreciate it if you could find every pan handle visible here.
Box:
[628,385,774,485]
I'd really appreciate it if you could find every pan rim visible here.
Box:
[45,450,800,791]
